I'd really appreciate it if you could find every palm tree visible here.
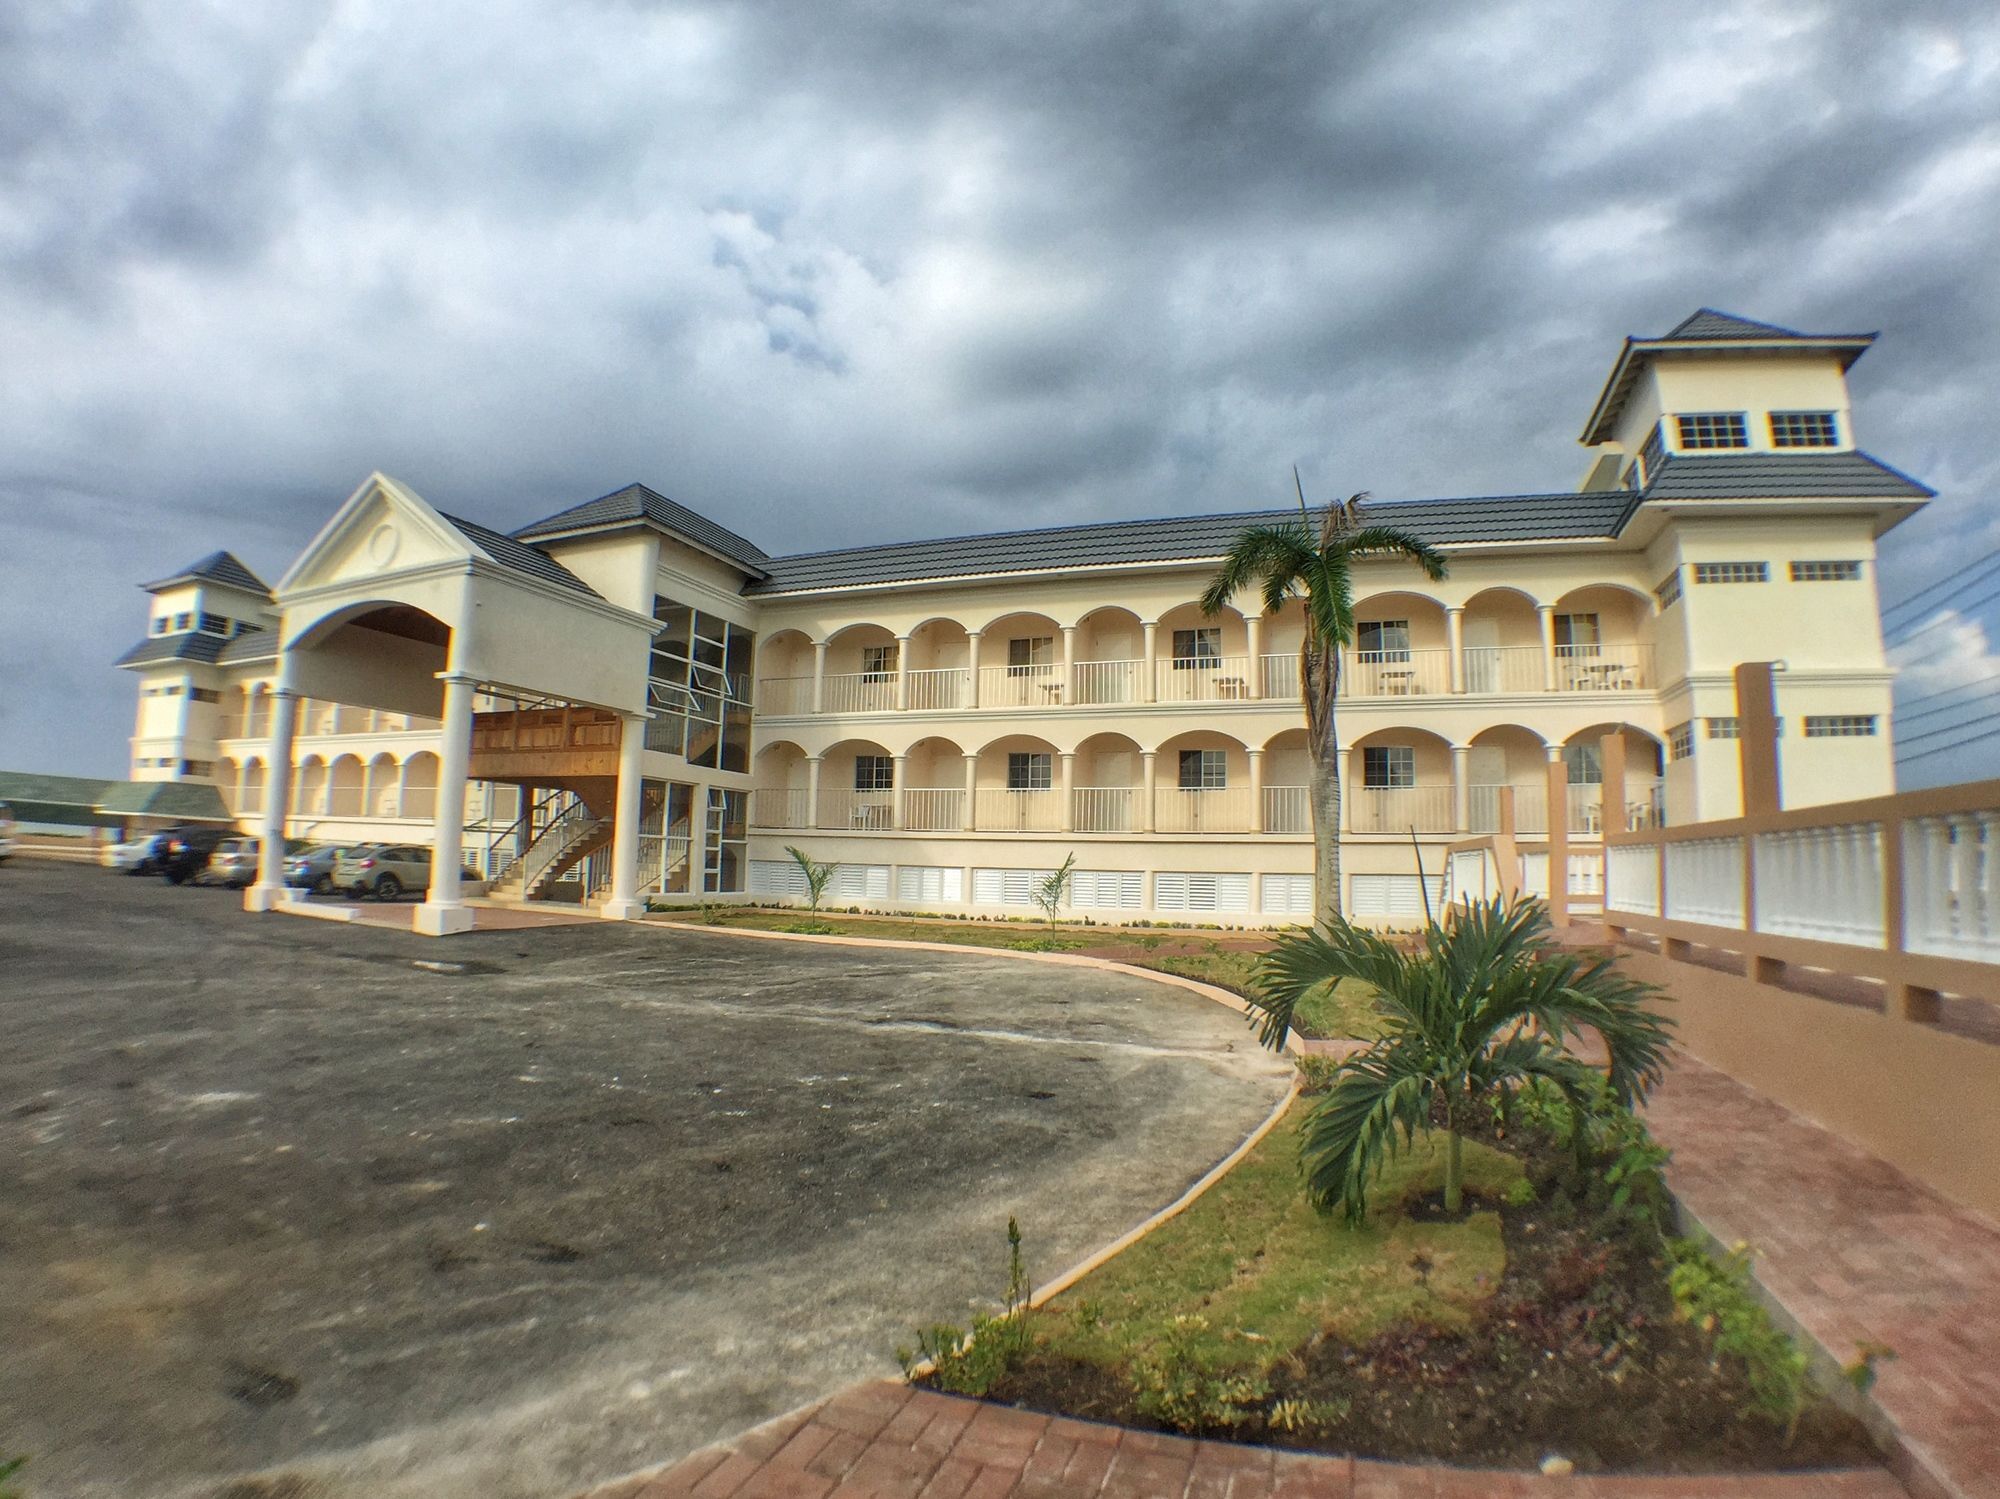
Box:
[1199,477,1446,926]
[1247,896,1672,1221]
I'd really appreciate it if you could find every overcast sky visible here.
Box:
[3,0,1998,785]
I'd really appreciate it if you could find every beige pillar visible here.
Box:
[810,640,828,714]
[1452,744,1471,832]
[1060,625,1077,705]
[806,755,824,829]
[1247,748,1264,833]
[1735,662,1782,816]
[244,686,299,912]
[892,753,908,830]
[1247,616,1265,699]
[1141,621,1159,703]
[1599,731,1627,836]
[1060,750,1075,832]
[1537,605,1557,692]
[962,752,978,831]
[600,713,649,920]
[894,635,911,712]
[1446,606,1466,694]
[1546,746,1569,925]
[1141,749,1158,833]
[967,631,983,709]
[415,672,478,936]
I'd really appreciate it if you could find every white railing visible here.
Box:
[1072,660,1144,705]
[1754,824,1885,946]
[1462,646,1543,694]
[1155,656,1257,703]
[976,788,1062,831]
[903,788,966,831]
[1349,785,1454,833]
[907,667,969,711]
[753,787,809,829]
[757,676,813,715]
[637,832,693,895]
[1074,786,1136,832]
[1554,642,1655,692]
[1903,813,2000,961]
[1663,837,1746,928]
[817,789,894,830]
[1519,849,1606,899]
[1263,785,1311,833]
[977,664,1063,709]
[1154,785,1254,833]
[1343,647,1451,698]
[1258,654,1300,699]
[1468,783,1549,835]
[1605,844,1661,915]
[821,672,898,715]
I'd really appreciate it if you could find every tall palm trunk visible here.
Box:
[1304,634,1342,927]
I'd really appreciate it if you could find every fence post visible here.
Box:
[1545,748,1569,927]
[1880,813,1941,1022]
[1735,662,1782,817]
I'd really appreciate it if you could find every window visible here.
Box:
[1171,627,1222,669]
[1361,745,1414,789]
[1675,412,1749,449]
[152,617,169,635]
[199,613,228,635]
[1640,422,1666,481]
[190,687,221,704]
[1770,411,1838,448]
[853,754,894,791]
[1007,636,1054,675]
[703,788,748,893]
[1804,715,1878,738]
[1355,620,1411,661]
[1554,613,1600,650]
[1667,722,1695,761]
[173,612,192,630]
[1706,716,1783,739]
[181,759,213,776]
[1178,748,1227,790]
[1693,561,1769,585]
[1565,742,1602,785]
[1654,570,1683,608]
[1006,752,1052,791]
[647,597,755,772]
[861,643,898,681]
[1790,560,1863,582]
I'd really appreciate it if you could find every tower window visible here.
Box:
[1770,411,1838,447]
[1675,412,1749,449]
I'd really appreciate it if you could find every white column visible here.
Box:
[415,672,478,936]
[600,712,648,921]
[806,755,824,829]
[1446,607,1466,694]
[1060,625,1076,705]
[894,635,911,712]
[1547,743,1568,835]
[1247,748,1264,833]
[1452,745,1471,833]
[966,631,983,709]
[811,640,828,714]
[1060,750,1075,832]
[244,686,300,912]
[1537,605,1557,692]
[962,752,979,831]
[1141,622,1159,703]
[1141,750,1158,833]
[892,753,908,829]
[1246,617,1264,699]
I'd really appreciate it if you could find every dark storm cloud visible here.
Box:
[2,0,1998,778]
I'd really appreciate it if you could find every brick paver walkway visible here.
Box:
[1645,1058,2000,1499]
[579,1380,1903,1498]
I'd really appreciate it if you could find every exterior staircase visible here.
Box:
[487,804,614,903]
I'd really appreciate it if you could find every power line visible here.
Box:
[1895,667,2000,713]
[1881,546,2000,622]
[1897,724,2000,764]
[1894,703,2000,750]
[1896,677,2000,726]
[1884,577,2000,643]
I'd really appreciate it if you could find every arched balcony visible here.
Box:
[1073,731,1144,831]
[971,732,1063,831]
[1459,588,1544,694]
[1154,602,1253,704]
[816,737,898,830]
[1551,587,1657,693]
[1153,730,1254,832]
[1465,724,1554,834]
[292,756,327,818]
[820,624,901,715]
[756,630,816,716]
[976,613,1065,709]
[1072,607,1146,706]
[1346,591,1451,697]
[1565,723,1666,833]
[400,752,439,823]
[239,759,266,818]
[1257,599,1309,700]
[901,735,969,831]
[752,741,811,830]
[365,753,401,817]
[327,754,365,817]
[1346,727,1455,833]
[1261,728,1313,834]
[905,619,972,711]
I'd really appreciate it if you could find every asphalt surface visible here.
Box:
[0,861,1292,1499]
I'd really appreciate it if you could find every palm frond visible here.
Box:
[1297,1051,1432,1224]
[1335,524,1450,582]
[1199,523,1315,617]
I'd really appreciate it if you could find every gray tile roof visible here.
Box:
[142,550,272,597]
[115,632,233,667]
[96,780,232,821]
[514,483,772,577]
[746,491,1644,595]
[219,628,279,663]
[439,513,603,598]
[1640,450,1935,501]
[1665,308,1809,340]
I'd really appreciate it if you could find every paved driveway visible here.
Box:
[0,862,1291,1499]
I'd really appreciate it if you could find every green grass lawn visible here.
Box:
[1033,1105,1522,1373]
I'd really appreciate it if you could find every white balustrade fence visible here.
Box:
[1072,660,1143,705]
[1343,648,1451,697]
[1153,785,1254,834]
[1262,785,1311,833]
[820,672,898,715]
[906,668,968,711]
[1349,784,1455,834]
[1258,654,1301,699]
[1605,844,1661,915]
[902,788,966,831]
[1073,787,1135,832]
[757,676,813,715]
[816,789,894,830]
[975,788,1062,831]
[1663,837,1745,928]
[1155,656,1257,703]
[1753,824,1885,946]
[977,665,1063,709]
[753,787,809,829]
[1463,646,1544,694]
[1904,812,2000,962]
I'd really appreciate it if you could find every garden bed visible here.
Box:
[920,1104,1880,1474]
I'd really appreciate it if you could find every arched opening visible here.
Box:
[327,754,365,818]
[1154,729,1253,832]
[1565,724,1666,832]
[1347,726,1454,833]
[1261,728,1312,833]
[977,612,1063,709]
[1466,724,1553,833]
[1348,590,1451,697]
[240,759,266,818]
[1073,731,1143,831]
[903,735,969,831]
[822,623,901,714]
[1552,586,1657,691]
[1073,607,1145,705]
[818,737,896,830]
[219,758,244,817]
[752,741,811,829]
[1260,598,1309,699]
[973,732,1062,831]
[400,752,439,823]
[905,618,972,710]
[293,756,328,818]
[365,753,400,818]
[756,629,816,715]
[1460,586,1543,693]
[1155,601,1251,704]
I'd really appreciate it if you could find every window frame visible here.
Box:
[1355,620,1412,663]
[1692,561,1770,585]
[1674,411,1750,449]
[1177,748,1228,791]
[1006,751,1053,791]
[1170,626,1223,671]
[1361,745,1415,790]
[1769,410,1839,448]
[1789,560,1863,582]
[853,753,895,792]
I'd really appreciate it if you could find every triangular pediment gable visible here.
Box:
[277,473,482,596]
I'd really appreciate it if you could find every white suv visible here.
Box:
[0,802,15,864]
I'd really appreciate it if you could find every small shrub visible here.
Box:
[1130,1316,1268,1432]
[1008,936,1083,952]
[784,845,838,916]
[1844,1340,1897,1395]
[1502,1177,1537,1208]
[898,1218,1034,1397]
[1294,1055,1342,1094]
[0,1455,24,1499]
[1033,853,1077,931]
[1593,1107,1673,1237]
[1668,1238,1809,1441]
[1267,1396,1351,1434]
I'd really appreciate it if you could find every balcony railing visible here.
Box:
[1345,648,1452,697]
[1073,660,1145,705]
[754,787,809,829]
[908,668,969,711]
[821,672,899,715]
[1154,785,1254,833]
[1350,784,1455,834]
[1463,646,1544,694]
[903,787,966,831]
[979,664,1064,709]
[1263,785,1311,833]
[1069,786,1131,832]
[817,788,894,830]
[758,676,814,715]
[1156,656,1258,703]
[976,788,1063,831]
[1554,643,1656,692]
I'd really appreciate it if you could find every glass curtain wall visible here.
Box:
[648,596,755,773]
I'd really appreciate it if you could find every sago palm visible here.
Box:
[1248,896,1672,1221]
[1199,478,1446,925]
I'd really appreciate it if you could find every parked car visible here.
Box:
[285,842,365,895]
[103,832,162,873]
[0,802,14,864]
[158,826,233,884]
[335,845,433,901]
[198,836,310,889]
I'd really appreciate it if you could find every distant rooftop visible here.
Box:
[142,550,272,598]
[515,482,771,578]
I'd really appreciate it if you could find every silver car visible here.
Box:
[200,836,308,889]
[334,844,433,901]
